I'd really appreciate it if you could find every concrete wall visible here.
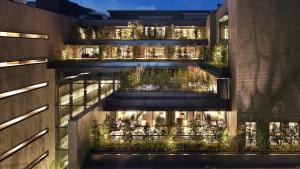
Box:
[68,106,103,169]
[227,0,300,123]
[0,1,76,169]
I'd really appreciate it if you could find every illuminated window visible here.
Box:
[175,46,197,59]
[80,46,99,58]
[245,122,257,147]
[116,111,146,125]
[145,26,166,38]
[0,82,48,99]
[223,26,229,40]
[0,105,48,130]
[144,47,165,59]
[175,111,188,126]
[269,122,299,146]
[153,111,166,126]
[0,59,47,68]
[115,27,133,39]
[112,46,133,59]
[174,27,197,39]
[0,31,48,39]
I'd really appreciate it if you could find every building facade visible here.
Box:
[0,0,300,169]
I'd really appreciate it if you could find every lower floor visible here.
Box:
[85,153,300,169]
[98,111,229,143]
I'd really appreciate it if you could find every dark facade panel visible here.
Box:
[107,10,210,20]
[78,19,207,27]
[103,92,231,111]
[48,60,201,72]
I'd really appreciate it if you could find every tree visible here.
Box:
[131,20,144,39]
[165,46,175,59]
[70,26,82,40]
[97,45,104,60]
[146,27,151,38]
[155,116,166,135]
[177,48,183,59]
[212,44,228,67]
[150,48,156,59]
[116,47,122,59]
[122,119,133,143]
[98,26,113,39]
[143,122,153,141]
[183,48,188,59]
[91,120,100,148]
[190,120,204,142]
[165,25,174,39]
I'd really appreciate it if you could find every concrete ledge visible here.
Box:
[85,153,300,168]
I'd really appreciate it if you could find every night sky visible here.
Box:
[71,0,224,12]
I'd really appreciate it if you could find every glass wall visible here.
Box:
[98,110,228,142]
[56,72,120,169]
[77,45,204,60]
[75,25,206,40]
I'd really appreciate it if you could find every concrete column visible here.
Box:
[83,79,88,109]
[146,111,153,127]
[69,83,73,117]
[217,78,230,99]
[68,110,93,169]
[188,111,194,121]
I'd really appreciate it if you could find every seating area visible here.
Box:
[100,111,228,143]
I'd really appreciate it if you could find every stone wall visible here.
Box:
[228,0,300,123]
[68,106,103,169]
[0,1,76,169]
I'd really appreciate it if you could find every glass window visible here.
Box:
[269,122,299,146]
[223,26,229,39]
[245,122,256,147]
[153,111,166,126]
[144,47,165,59]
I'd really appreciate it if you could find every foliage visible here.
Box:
[120,66,215,93]
[70,26,82,40]
[129,20,144,39]
[122,119,133,143]
[84,27,95,39]
[165,25,174,39]
[143,122,154,141]
[165,46,175,59]
[97,26,113,39]
[155,116,166,130]
[190,120,205,142]
[91,120,101,148]
[212,44,228,67]
[102,115,117,134]
[256,121,269,152]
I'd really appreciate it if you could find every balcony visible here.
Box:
[72,24,207,41]
[103,92,230,111]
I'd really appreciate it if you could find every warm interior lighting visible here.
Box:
[0,82,48,99]
[0,105,48,130]
[0,31,48,39]
[0,59,47,68]
[0,129,48,162]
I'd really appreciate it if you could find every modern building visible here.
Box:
[0,0,299,169]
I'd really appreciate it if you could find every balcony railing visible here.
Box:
[72,25,207,41]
